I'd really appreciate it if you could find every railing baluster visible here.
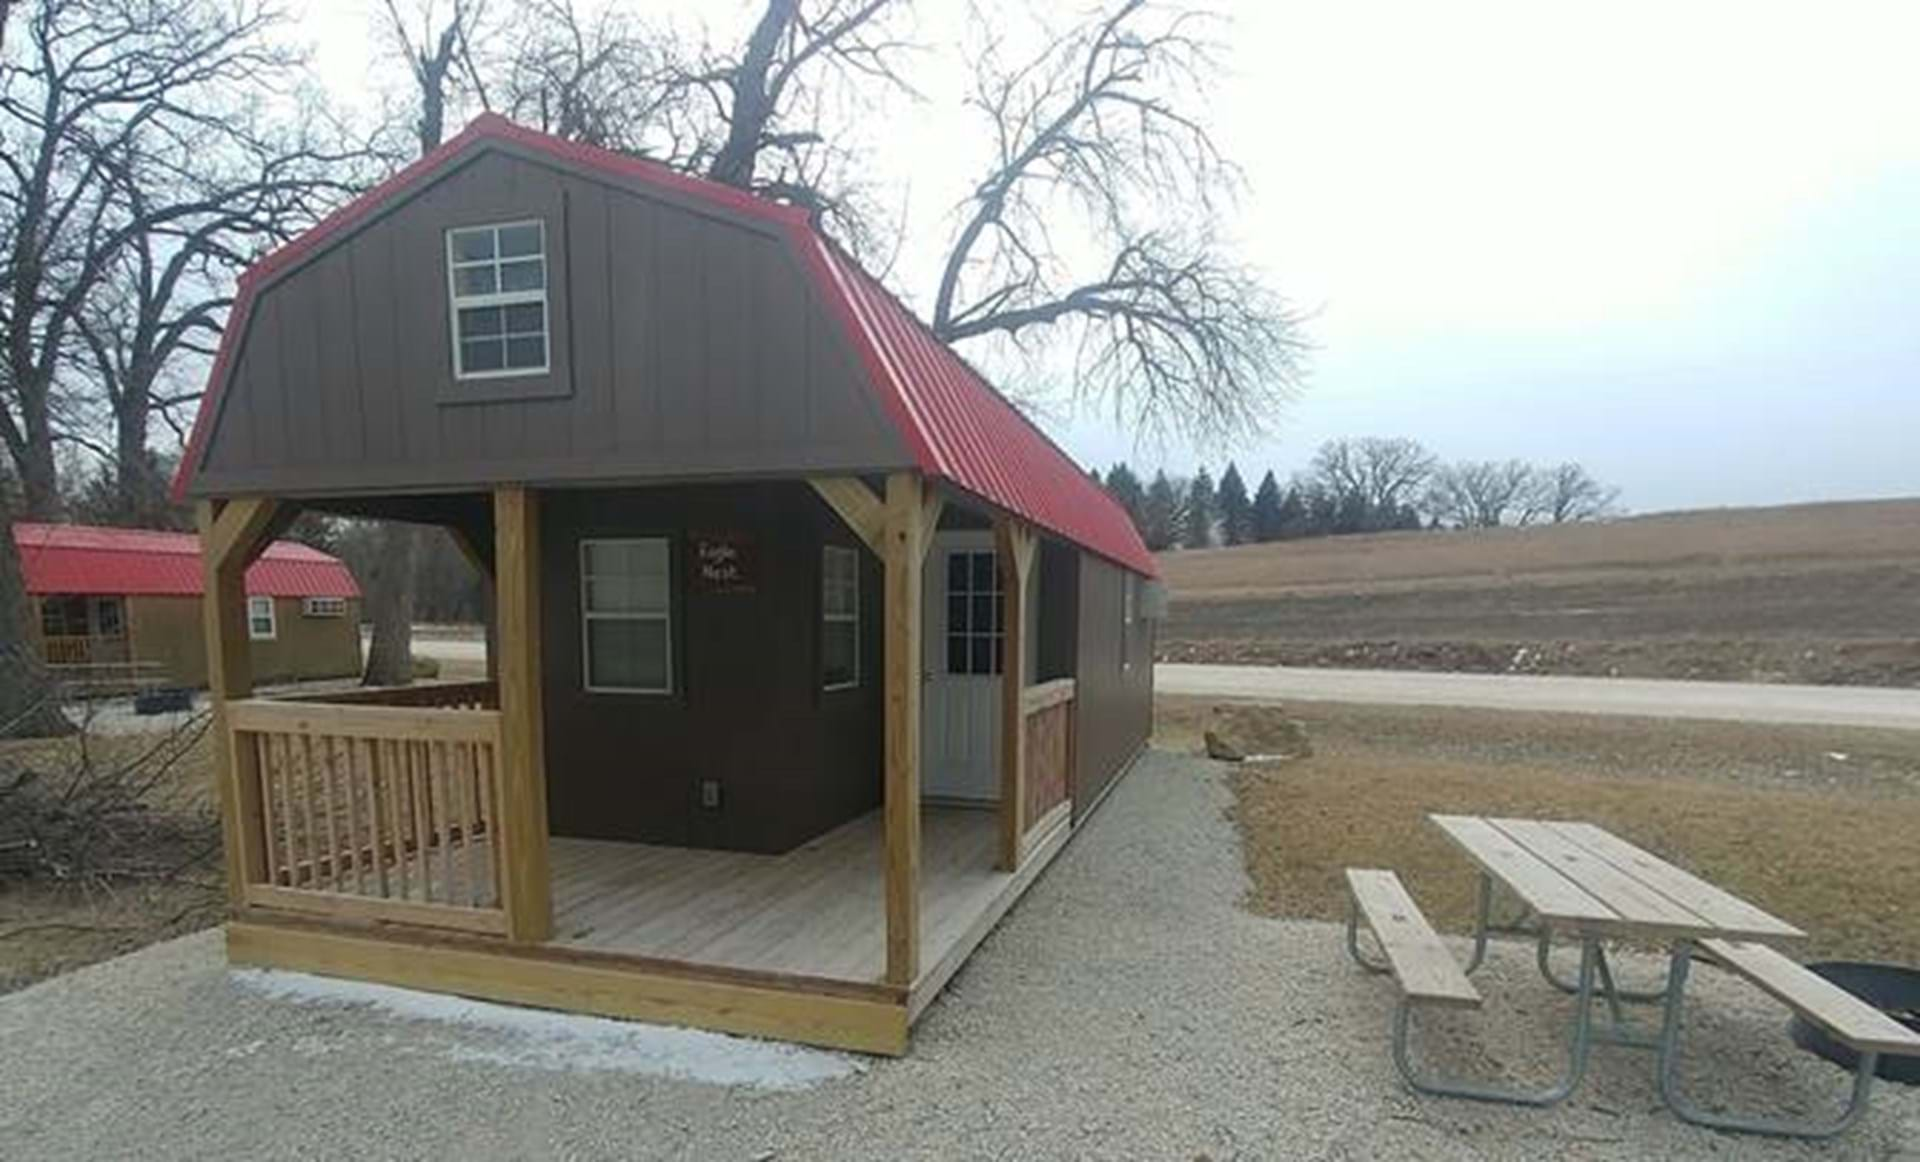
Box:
[252,733,280,888]
[366,738,389,898]
[409,740,433,903]
[478,741,500,907]
[339,738,363,895]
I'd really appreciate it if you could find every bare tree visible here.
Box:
[0,0,300,516]
[498,0,664,150]
[1,468,71,736]
[931,0,1307,443]
[1426,459,1539,529]
[1530,461,1619,524]
[1309,437,1437,516]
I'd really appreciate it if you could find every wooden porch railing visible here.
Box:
[42,633,129,666]
[282,680,498,710]
[227,695,509,936]
[1021,677,1075,836]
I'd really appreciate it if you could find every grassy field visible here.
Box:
[1158,695,1920,962]
[1157,498,1920,687]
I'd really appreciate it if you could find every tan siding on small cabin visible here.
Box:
[1072,556,1154,818]
[124,596,362,687]
[190,146,910,498]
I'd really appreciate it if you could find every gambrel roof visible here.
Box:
[174,114,1154,577]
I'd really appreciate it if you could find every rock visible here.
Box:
[1202,704,1311,762]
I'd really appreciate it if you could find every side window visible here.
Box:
[580,538,672,693]
[446,220,549,379]
[945,549,1003,675]
[821,545,860,690]
[248,596,277,641]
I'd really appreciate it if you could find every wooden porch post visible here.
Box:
[198,497,283,907]
[882,472,931,986]
[995,518,1036,871]
[493,487,552,942]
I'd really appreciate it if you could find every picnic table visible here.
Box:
[1343,814,1920,1140]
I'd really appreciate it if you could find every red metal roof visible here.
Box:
[12,523,360,600]
[174,114,1155,577]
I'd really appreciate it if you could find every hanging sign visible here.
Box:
[691,532,756,594]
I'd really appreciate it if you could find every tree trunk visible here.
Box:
[361,522,420,686]
[0,481,72,737]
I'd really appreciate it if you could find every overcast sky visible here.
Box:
[297,1,1920,514]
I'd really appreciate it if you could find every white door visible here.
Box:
[921,532,1002,801]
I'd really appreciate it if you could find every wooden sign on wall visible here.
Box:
[691,532,756,594]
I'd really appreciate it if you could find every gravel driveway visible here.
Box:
[3,751,1916,1159]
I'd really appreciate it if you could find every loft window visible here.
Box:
[945,549,1003,676]
[581,538,672,694]
[446,220,549,379]
[822,545,860,690]
[248,596,277,641]
[302,596,346,618]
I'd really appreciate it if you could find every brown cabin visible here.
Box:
[175,114,1158,1054]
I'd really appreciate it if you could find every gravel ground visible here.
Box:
[3,751,1917,1160]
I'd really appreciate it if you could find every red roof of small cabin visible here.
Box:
[12,522,360,600]
[171,114,1156,578]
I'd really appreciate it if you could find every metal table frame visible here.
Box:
[1346,820,1887,1140]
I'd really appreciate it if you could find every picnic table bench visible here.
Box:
[1343,814,1920,1140]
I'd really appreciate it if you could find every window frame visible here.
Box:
[445,219,551,381]
[302,596,347,618]
[821,544,861,691]
[248,595,277,641]
[944,548,1004,677]
[578,537,674,696]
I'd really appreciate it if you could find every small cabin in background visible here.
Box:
[13,522,361,690]
[172,114,1158,1054]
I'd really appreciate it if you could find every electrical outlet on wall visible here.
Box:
[699,779,722,810]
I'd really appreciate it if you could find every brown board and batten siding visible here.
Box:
[190,144,910,498]
[538,482,885,855]
[1072,554,1154,820]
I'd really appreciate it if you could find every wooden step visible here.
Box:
[1347,868,1481,1008]
[1700,939,1920,1055]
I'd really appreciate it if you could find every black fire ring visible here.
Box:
[1788,961,1920,1085]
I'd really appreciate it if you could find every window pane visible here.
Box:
[947,552,968,593]
[584,540,668,612]
[972,594,995,633]
[499,258,545,292]
[947,633,968,675]
[497,223,542,257]
[970,552,996,591]
[450,228,495,262]
[459,306,503,338]
[453,265,497,296]
[505,335,546,368]
[823,622,857,687]
[502,302,544,334]
[971,635,995,675]
[587,618,669,690]
[947,594,967,633]
[461,338,505,372]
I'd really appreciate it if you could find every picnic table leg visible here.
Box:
[1390,936,1600,1107]
[1348,872,1496,977]
[1654,943,1882,1139]
[1536,929,1671,1004]
[1346,893,1391,975]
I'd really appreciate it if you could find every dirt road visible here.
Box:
[1158,662,1920,731]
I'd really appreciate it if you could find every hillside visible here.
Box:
[1155,498,1920,687]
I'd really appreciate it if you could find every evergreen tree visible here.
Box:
[1181,467,1215,549]
[1103,463,1147,534]
[1140,470,1182,551]
[1216,462,1251,545]
[1250,470,1284,541]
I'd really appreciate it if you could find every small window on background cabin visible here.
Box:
[302,596,346,618]
[446,221,549,379]
[822,545,860,690]
[581,538,672,693]
[1121,575,1136,672]
[248,596,277,641]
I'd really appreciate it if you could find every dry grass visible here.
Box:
[0,726,222,993]
[1160,498,1920,599]
[1158,696,1920,963]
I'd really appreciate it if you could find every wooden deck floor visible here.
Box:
[546,806,1023,985]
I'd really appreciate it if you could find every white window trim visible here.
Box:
[822,545,860,691]
[579,537,673,695]
[248,596,277,641]
[446,219,550,381]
